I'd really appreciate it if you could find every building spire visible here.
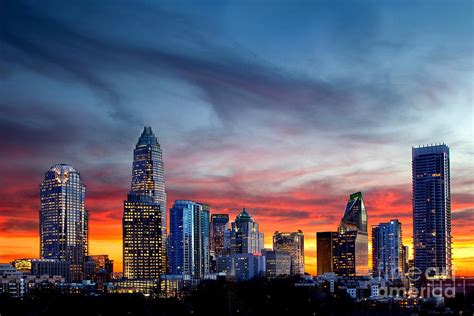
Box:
[136,126,159,148]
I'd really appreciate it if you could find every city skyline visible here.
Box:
[0,0,473,277]
[1,134,472,276]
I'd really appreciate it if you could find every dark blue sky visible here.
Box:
[0,0,473,274]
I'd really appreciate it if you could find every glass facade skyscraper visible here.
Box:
[332,192,369,276]
[230,209,264,255]
[339,192,367,234]
[123,127,167,279]
[168,200,210,278]
[372,219,404,280]
[210,214,230,257]
[130,126,167,246]
[412,144,452,277]
[273,231,305,275]
[40,164,88,281]
[123,194,163,279]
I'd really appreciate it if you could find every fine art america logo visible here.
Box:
[377,267,460,299]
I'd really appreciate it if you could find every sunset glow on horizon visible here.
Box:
[0,149,473,276]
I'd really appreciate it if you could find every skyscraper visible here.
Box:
[339,192,367,234]
[316,232,336,275]
[210,214,230,257]
[372,219,404,280]
[40,164,88,281]
[412,144,452,277]
[123,194,163,279]
[333,192,369,276]
[273,231,305,275]
[230,209,264,255]
[123,127,167,279]
[168,200,210,279]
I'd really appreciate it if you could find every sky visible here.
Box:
[0,0,473,276]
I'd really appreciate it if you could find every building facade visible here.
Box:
[40,164,88,281]
[130,126,167,242]
[333,192,369,276]
[123,194,163,279]
[316,232,336,275]
[123,127,167,279]
[372,219,404,279]
[412,144,452,277]
[262,249,291,278]
[273,231,305,275]
[0,264,65,298]
[84,255,114,281]
[210,214,230,257]
[216,256,234,277]
[168,200,210,279]
[233,253,265,282]
[230,209,264,255]
[332,230,368,276]
[402,245,409,274]
[11,259,70,280]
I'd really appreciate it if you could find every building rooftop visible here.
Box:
[412,143,449,156]
[136,126,160,148]
[236,208,254,222]
[48,163,77,174]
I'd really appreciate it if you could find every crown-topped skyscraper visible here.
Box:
[123,127,167,279]
[338,192,368,234]
[332,192,369,276]
[40,164,88,281]
[131,126,167,239]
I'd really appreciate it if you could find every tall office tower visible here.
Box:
[273,231,305,275]
[230,209,264,254]
[40,164,88,281]
[333,192,369,276]
[130,126,167,254]
[198,203,211,276]
[412,144,452,277]
[316,232,336,275]
[210,214,230,256]
[123,127,167,279]
[123,194,163,279]
[168,200,210,279]
[332,231,360,276]
[372,219,404,279]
